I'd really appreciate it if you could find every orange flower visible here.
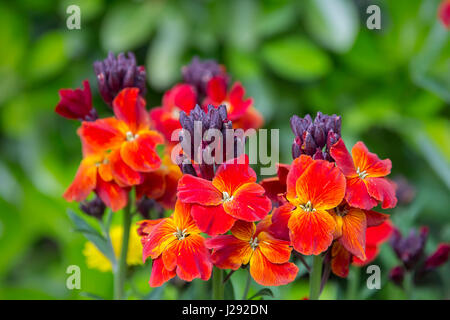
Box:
[138,200,212,287]
[330,138,397,210]
[136,155,182,210]
[177,154,272,236]
[283,155,346,255]
[79,88,163,186]
[206,218,298,286]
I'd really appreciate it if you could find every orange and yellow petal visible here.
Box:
[288,208,335,256]
[109,148,143,187]
[177,174,223,206]
[230,220,255,241]
[351,141,391,177]
[249,249,298,286]
[294,160,346,210]
[120,131,162,172]
[63,158,97,202]
[112,88,149,133]
[212,154,257,194]
[79,118,125,151]
[206,235,253,269]
[286,155,314,202]
[223,182,271,222]
[190,204,236,236]
[142,218,177,261]
[257,231,292,264]
[337,208,367,260]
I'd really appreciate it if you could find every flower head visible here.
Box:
[177,154,272,236]
[93,52,147,105]
[206,218,298,286]
[390,226,428,270]
[283,155,346,255]
[83,225,142,272]
[290,112,341,161]
[55,80,97,121]
[138,200,212,287]
[330,138,397,210]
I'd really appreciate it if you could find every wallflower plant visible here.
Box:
[56,52,404,300]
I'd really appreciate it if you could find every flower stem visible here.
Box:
[212,266,224,300]
[114,199,133,300]
[345,266,360,300]
[242,270,252,300]
[404,271,415,300]
[309,254,324,300]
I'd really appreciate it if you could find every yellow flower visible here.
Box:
[83,225,142,272]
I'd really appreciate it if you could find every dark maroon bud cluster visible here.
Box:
[55,80,98,121]
[290,112,341,161]
[388,265,405,287]
[79,196,106,220]
[182,56,229,98]
[93,52,147,105]
[178,104,243,180]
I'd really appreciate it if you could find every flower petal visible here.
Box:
[174,234,212,282]
[331,242,351,278]
[109,148,143,186]
[269,202,295,241]
[227,82,252,120]
[330,138,357,177]
[365,210,390,227]
[135,171,166,200]
[96,177,128,212]
[249,249,298,286]
[294,160,346,210]
[206,76,227,103]
[352,141,391,177]
[113,87,149,132]
[149,257,176,287]
[212,154,257,194]
[191,204,236,236]
[257,231,292,264]
[142,219,177,261]
[345,177,378,210]
[79,118,125,151]
[223,182,272,222]
[120,131,163,172]
[365,177,397,209]
[206,235,253,269]
[63,157,97,202]
[338,207,367,260]
[288,208,335,255]
[172,200,200,234]
[177,174,223,206]
[230,220,255,241]
[286,155,314,202]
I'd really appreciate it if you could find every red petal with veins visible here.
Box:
[191,204,236,236]
[249,249,298,286]
[96,176,128,212]
[120,131,163,172]
[149,257,176,287]
[177,174,223,206]
[113,88,149,132]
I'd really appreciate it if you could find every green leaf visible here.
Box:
[67,209,117,266]
[261,36,331,81]
[100,1,164,52]
[303,0,359,53]
[248,288,274,300]
[80,292,106,300]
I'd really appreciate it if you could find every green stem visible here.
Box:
[404,272,414,300]
[212,266,224,300]
[345,266,360,300]
[114,200,133,300]
[242,270,252,300]
[309,254,324,300]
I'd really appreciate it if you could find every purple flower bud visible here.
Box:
[389,265,405,287]
[390,227,429,270]
[80,196,106,220]
[290,112,342,160]
[424,243,450,271]
[182,56,229,98]
[93,52,147,106]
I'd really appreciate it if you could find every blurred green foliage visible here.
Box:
[0,0,448,300]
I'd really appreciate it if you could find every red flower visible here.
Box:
[283,155,346,255]
[177,154,272,236]
[55,80,97,121]
[138,200,212,287]
[424,243,450,270]
[136,155,182,210]
[330,138,397,210]
[63,150,128,212]
[439,0,450,29]
[149,84,197,143]
[206,218,298,286]
[203,76,263,130]
[79,88,163,186]
[260,163,290,205]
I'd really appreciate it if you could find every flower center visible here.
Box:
[173,228,189,240]
[126,131,139,141]
[356,167,368,179]
[222,191,234,203]
[300,200,316,212]
[249,237,259,250]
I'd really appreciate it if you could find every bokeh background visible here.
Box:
[0,0,449,300]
